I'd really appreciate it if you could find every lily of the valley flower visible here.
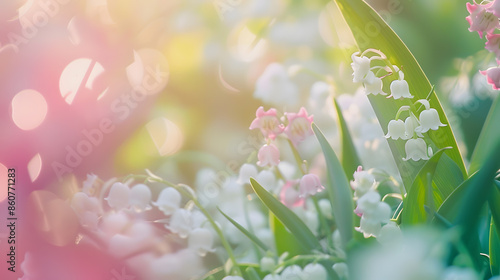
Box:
[385,119,406,140]
[237,163,258,184]
[167,208,192,238]
[389,71,413,99]
[249,106,285,140]
[351,52,372,83]
[480,66,500,90]
[284,107,314,146]
[153,187,182,216]
[364,71,387,96]
[302,263,328,280]
[105,182,130,211]
[280,180,304,208]
[299,173,324,198]
[257,143,280,167]
[466,1,499,38]
[188,228,216,257]
[403,138,431,161]
[254,63,299,107]
[129,184,152,212]
[486,34,500,60]
[415,99,446,133]
[487,0,500,17]
[351,166,377,199]
[404,113,423,139]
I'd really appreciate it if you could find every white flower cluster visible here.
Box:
[351,50,447,161]
[351,167,398,239]
[70,175,215,280]
[262,263,329,280]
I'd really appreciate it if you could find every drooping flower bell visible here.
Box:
[385,119,406,140]
[466,1,499,38]
[167,208,193,238]
[403,138,431,161]
[485,34,500,61]
[249,106,285,140]
[153,187,182,216]
[487,0,500,17]
[414,99,446,133]
[389,71,413,99]
[237,163,258,184]
[105,182,130,211]
[298,173,324,198]
[364,71,387,96]
[351,166,377,199]
[404,113,423,139]
[284,107,314,146]
[302,263,328,280]
[351,52,372,83]
[257,144,280,167]
[188,228,216,257]
[480,66,500,90]
[129,184,152,212]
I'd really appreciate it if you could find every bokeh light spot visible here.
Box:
[59,58,105,104]
[28,153,42,182]
[11,89,48,130]
[146,117,183,156]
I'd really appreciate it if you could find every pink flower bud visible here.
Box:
[298,173,324,198]
[480,66,500,90]
[257,144,280,167]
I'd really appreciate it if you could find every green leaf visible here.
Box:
[401,148,451,225]
[245,267,262,280]
[491,219,500,276]
[250,178,321,251]
[470,97,500,174]
[218,207,270,252]
[270,213,307,256]
[333,0,467,191]
[333,97,361,181]
[312,123,354,246]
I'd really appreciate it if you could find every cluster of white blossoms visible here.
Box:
[351,166,398,239]
[70,174,215,280]
[351,49,447,161]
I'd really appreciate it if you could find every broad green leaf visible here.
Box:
[218,207,270,252]
[312,123,354,245]
[436,172,478,225]
[333,0,467,191]
[401,148,451,225]
[333,97,361,181]
[270,213,307,256]
[470,96,500,173]
[250,178,321,251]
[491,219,500,276]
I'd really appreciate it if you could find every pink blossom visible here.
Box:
[480,66,500,90]
[487,0,500,17]
[279,180,304,208]
[299,174,324,198]
[284,107,314,146]
[257,144,280,167]
[486,34,500,61]
[466,2,499,38]
[249,106,285,140]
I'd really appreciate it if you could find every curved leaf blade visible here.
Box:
[312,123,354,245]
[249,178,321,251]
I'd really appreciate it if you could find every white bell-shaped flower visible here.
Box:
[389,71,413,99]
[188,228,216,257]
[281,265,304,280]
[153,187,181,216]
[256,170,277,192]
[385,119,406,140]
[167,208,192,238]
[357,215,383,238]
[222,277,245,280]
[263,274,281,280]
[129,184,152,212]
[351,52,371,83]
[260,256,276,272]
[332,263,349,279]
[403,138,430,161]
[237,163,258,184]
[71,192,101,229]
[105,182,130,211]
[364,71,387,96]
[357,190,381,213]
[377,221,402,246]
[303,263,328,280]
[351,168,377,199]
[404,114,423,139]
[414,100,446,133]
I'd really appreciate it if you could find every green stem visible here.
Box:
[311,196,334,252]
[287,139,307,175]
